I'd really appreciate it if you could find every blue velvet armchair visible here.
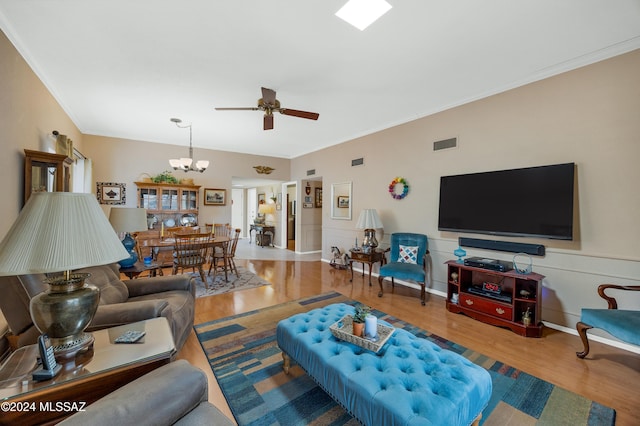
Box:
[377,233,429,305]
[576,284,640,358]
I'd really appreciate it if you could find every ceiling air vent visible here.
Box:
[351,157,364,167]
[433,137,457,151]
[306,169,316,176]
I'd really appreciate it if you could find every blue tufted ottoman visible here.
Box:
[276,303,492,426]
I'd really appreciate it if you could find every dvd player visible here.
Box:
[464,257,513,272]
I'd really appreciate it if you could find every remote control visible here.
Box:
[114,330,146,344]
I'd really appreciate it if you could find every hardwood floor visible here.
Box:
[176,258,640,425]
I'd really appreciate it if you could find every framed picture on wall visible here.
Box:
[204,188,226,206]
[258,193,266,204]
[315,188,322,208]
[97,182,126,205]
[337,195,349,208]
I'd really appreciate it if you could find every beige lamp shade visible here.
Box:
[0,192,129,275]
[258,203,276,215]
[356,209,383,229]
[109,207,148,234]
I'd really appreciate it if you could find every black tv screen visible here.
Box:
[438,163,575,240]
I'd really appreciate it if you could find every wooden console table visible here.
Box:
[250,224,275,247]
[349,248,389,286]
[0,318,175,425]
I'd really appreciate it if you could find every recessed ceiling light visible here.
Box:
[335,0,392,31]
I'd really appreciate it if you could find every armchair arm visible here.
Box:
[58,360,209,426]
[125,274,194,298]
[89,300,170,330]
[597,284,640,309]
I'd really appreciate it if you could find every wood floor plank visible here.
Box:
[176,258,640,426]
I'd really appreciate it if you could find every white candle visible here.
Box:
[364,314,377,338]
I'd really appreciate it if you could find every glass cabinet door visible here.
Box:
[161,189,179,210]
[181,190,198,210]
[139,188,158,209]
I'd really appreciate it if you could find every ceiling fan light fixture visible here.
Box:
[335,0,392,31]
[168,118,209,173]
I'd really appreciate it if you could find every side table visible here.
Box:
[119,261,162,279]
[250,224,275,247]
[350,248,389,286]
[0,317,175,425]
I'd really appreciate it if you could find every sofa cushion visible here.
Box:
[77,264,129,304]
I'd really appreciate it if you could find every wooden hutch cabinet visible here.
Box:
[134,182,200,228]
[24,149,73,205]
[445,260,544,337]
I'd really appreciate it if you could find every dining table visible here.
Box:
[138,235,232,282]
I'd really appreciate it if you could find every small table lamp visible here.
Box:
[0,192,129,359]
[356,209,383,249]
[258,203,276,225]
[109,207,148,267]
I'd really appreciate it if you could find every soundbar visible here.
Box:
[459,237,545,256]
[464,257,513,272]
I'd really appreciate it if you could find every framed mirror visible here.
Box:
[330,182,352,220]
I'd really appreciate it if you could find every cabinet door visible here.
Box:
[139,188,158,209]
[161,189,179,210]
[181,190,198,210]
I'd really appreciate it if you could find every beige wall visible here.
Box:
[291,49,640,334]
[82,135,291,226]
[0,30,83,238]
[2,22,638,338]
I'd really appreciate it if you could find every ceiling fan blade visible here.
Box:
[264,113,274,130]
[280,108,319,120]
[261,87,277,105]
[215,107,259,111]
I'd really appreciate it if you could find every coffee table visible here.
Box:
[0,317,175,425]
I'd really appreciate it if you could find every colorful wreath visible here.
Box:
[389,177,409,200]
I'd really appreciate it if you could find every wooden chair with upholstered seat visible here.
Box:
[172,233,211,286]
[377,233,430,305]
[576,284,640,358]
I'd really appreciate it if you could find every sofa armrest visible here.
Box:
[89,300,170,330]
[58,360,209,426]
[125,274,195,298]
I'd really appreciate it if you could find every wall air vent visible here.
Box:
[433,137,457,151]
[351,157,364,166]
[306,169,316,176]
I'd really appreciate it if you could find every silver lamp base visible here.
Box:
[362,229,379,249]
[30,272,99,360]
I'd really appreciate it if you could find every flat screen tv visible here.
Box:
[438,163,575,240]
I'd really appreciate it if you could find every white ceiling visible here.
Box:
[1,1,639,159]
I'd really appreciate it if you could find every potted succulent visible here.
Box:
[352,304,370,337]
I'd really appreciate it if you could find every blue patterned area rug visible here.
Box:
[194,292,615,425]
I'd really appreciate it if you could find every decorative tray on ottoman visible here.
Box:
[330,315,395,353]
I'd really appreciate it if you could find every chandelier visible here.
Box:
[168,118,209,173]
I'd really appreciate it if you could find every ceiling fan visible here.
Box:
[215,87,319,130]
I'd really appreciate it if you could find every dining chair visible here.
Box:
[208,228,241,280]
[132,231,168,276]
[172,233,211,286]
[213,223,231,237]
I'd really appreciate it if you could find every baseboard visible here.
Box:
[321,258,639,355]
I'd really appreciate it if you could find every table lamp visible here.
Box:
[0,192,129,359]
[356,209,383,249]
[258,203,276,225]
[109,207,148,267]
